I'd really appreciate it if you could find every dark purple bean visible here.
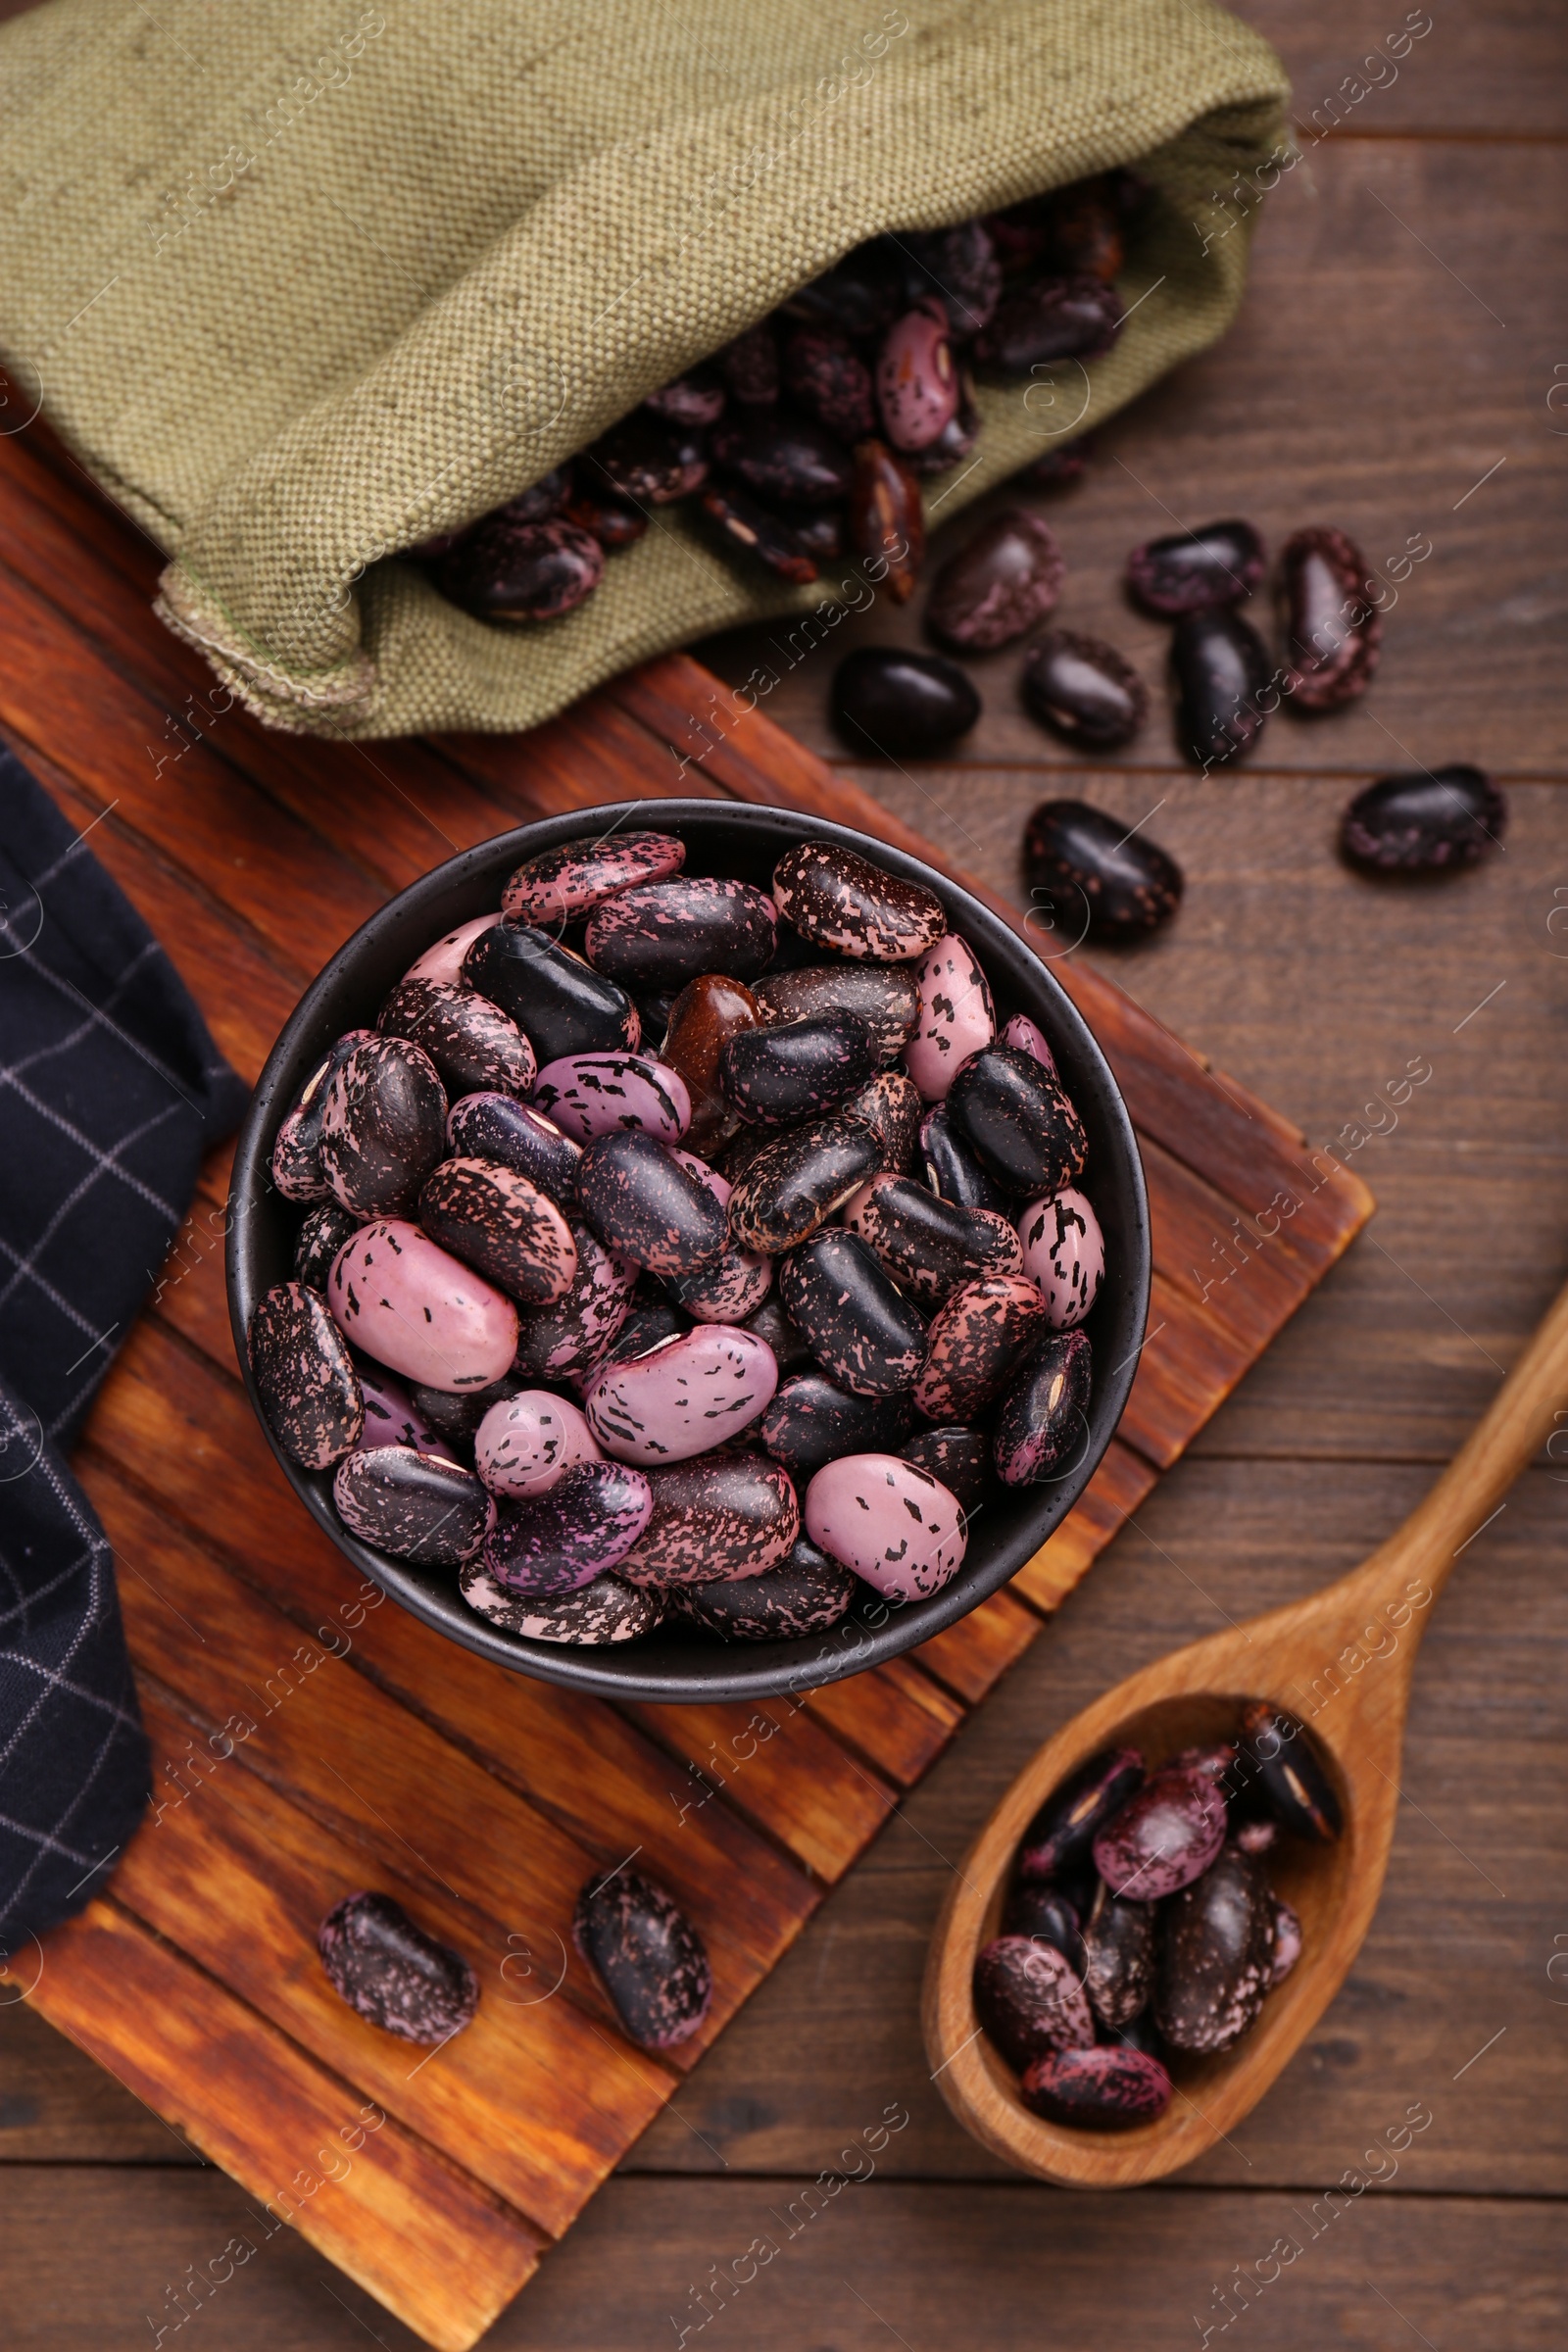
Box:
[563,487,647,549]
[725,1116,882,1254]
[899,1425,991,1513]
[1237,1701,1343,1841]
[783,238,904,337]
[947,1046,1087,1198]
[318,1037,448,1218]
[576,1131,728,1277]
[445,1093,582,1208]
[1021,631,1148,753]
[1001,1883,1088,1979]
[844,1066,923,1174]
[293,1200,361,1292]
[573,1866,711,2050]
[974,276,1122,372]
[379,977,535,1101]
[973,1935,1095,2070]
[318,1892,477,2044]
[333,1446,493,1567]
[925,510,1064,653]
[1270,1894,1303,1985]
[582,414,708,505]
[1341,765,1506,873]
[670,1535,856,1640]
[760,1372,913,1479]
[699,482,818,582]
[782,323,875,442]
[751,960,920,1064]
[1172,607,1274,767]
[1017,433,1094,489]
[584,877,777,992]
[710,412,855,508]
[899,220,1001,340]
[1022,797,1180,937]
[719,1011,880,1125]
[1082,1886,1156,2029]
[718,320,779,406]
[1154,1844,1275,2053]
[1281,524,1381,710]
[1093,1765,1227,1900]
[271,1030,375,1202]
[249,1281,364,1468]
[1019,2044,1171,2129]
[918,1101,1005,1211]
[644,370,725,428]
[464,921,638,1065]
[997,1329,1096,1486]
[1017,1746,1145,1884]
[616,1452,799,1587]
[486,1457,653,1592]
[417,1156,577,1305]
[846,1171,1022,1305]
[512,1218,637,1384]
[1125,517,1265,617]
[492,468,573,525]
[792,509,845,562]
[438,516,603,622]
[831,646,980,758]
[778,1230,926,1398]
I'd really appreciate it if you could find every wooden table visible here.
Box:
[4,3,1566,2343]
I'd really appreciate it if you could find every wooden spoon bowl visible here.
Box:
[925,1274,1568,2187]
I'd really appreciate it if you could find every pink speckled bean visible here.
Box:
[327,1219,518,1393]
[583,1325,778,1464]
[531,1053,690,1143]
[804,1452,966,1600]
[474,1391,601,1497]
[664,1153,771,1322]
[1000,1012,1058,1076]
[876,300,959,454]
[1017,1186,1104,1328]
[403,913,503,987]
[903,933,996,1102]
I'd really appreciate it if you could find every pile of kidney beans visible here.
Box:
[412,174,1133,622]
[973,1699,1341,2131]
[248,829,1105,1648]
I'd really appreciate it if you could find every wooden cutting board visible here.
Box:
[0,419,1372,2351]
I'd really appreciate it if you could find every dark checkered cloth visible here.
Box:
[0,747,248,1949]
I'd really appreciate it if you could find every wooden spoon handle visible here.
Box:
[1358,1270,1568,1608]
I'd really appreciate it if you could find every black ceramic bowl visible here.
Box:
[227,802,1150,1703]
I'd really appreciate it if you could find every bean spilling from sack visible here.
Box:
[974,1702,1342,2130]
[249,830,1107,1648]
[412,175,1135,621]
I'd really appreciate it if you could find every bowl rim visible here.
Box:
[226,798,1151,1703]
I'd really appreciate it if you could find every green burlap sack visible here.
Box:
[0,0,1287,740]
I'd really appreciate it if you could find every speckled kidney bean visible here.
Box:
[779,1230,926,1398]
[1341,765,1506,873]
[947,1046,1087,1198]
[531,1053,691,1144]
[999,1014,1056,1075]
[903,932,996,1102]
[438,515,604,622]
[333,1446,494,1566]
[645,369,726,428]
[1237,1701,1343,1841]
[671,1534,857,1641]
[616,1452,799,1587]
[973,275,1122,371]
[972,1936,1095,2070]
[318,1037,449,1219]
[783,322,875,442]
[271,1031,375,1201]
[1016,1747,1145,1884]
[417,1156,578,1305]
[700,483,819,583]
[1022,798,1182,937]
[377,978,536,1102]
[725,1115,883,1255]
[1001,1883,1088,1979]
[327,1218,519,1393]
[830,649,980,760]
[843,1066,923,1175]
[760,1372,913,1480]
[743,1291,812,1373]
[407,1369,523,1462]
[356,1365,445,1456]
[501,831,686,927]
[804,1451,966,1599]
[750,961,920,1065]
[1017,1188,1104,1328]
[249,1282,364,1468]
[1021,630,1148,753]
[899,1424,991,1513]
[846,1172,1021,1306]
[318,1892,477,2045]
[445,1092,581,1207]
[403,915,502,989]
[292,1199,361,1292]
[1019,2043,1171,2129]
[719,1011,880,1126]
[564,485,648,550]
[584,877,778,992]
[575,1130,728,1276]
[661,1157,770,1324]
[846,437,925,604]
[902,220,1002,339]
[904,366,979,477]
[474,1390,601,1497]
[1094,1764,1227,1901]
[1269,1895,1302,1986]
[594,1288,690,1375]
[574,1865,711,2051]
[583,1324,778,1463]
[771,842,946,963]
[485,1457,654,1593]
[710,409,855,506]
[722,318,782,403]
[511,1218,638,1384]
[659,973,760,1155]
[914,1273,1049,1422]
[1155,1844,1275,2054]
[1171,607,1273,768]
[876,298,959,452]
[993,1329,1093,1485]
[1082,1887,1155,2030]
[1125,517,1265,617]
[924,510,1063,652]
[918,1102,1005,1212]
[463,919,638,1063]
[584,413,709,504]
[460,1559,662,1643]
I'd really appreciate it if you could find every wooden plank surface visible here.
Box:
[3,0,1566,2345]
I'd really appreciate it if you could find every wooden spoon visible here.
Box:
[924,1274,1568,2187]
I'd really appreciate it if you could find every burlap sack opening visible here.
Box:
[0,0,1288,741]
